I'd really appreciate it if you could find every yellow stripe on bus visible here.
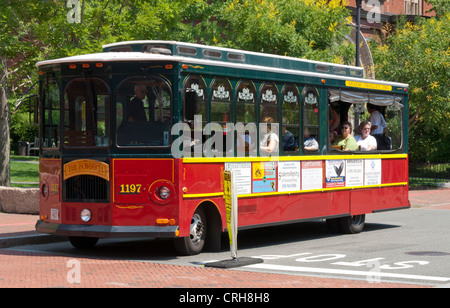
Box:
[182,182,408,199]
[183,154,407,164]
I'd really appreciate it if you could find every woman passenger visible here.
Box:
[333,121,358,151]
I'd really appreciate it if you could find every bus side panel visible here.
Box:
[39,159,62,223]
[382,158,408,184]
[112,158,178,227]
[230,191,350,228]
[372,185,409,212]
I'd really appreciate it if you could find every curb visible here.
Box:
[0,234,67,249]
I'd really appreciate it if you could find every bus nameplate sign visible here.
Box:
[64,159,110,181]
[345,80,392,91]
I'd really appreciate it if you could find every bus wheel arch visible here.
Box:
[174,201,222,255]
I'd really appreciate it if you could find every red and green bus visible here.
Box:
[35,41,409,255]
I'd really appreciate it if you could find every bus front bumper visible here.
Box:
[35,220,179,239]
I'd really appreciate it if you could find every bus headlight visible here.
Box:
[80,209,92,222]
[158,186,171,200]
[149,181,175,205]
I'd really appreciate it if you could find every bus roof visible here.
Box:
[102,40,365,79]
[36,41,408,89]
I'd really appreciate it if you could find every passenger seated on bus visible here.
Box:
[329,103,340,134]
[282,120,295,151]
[333,121,358,151]
[303,127,318,151]
[126,84,148,122]
[260,116,279,154]
[237,131,253,154]
[355,121,377,151]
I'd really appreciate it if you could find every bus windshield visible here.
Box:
[116,76,172,147]
[63,78,110,147]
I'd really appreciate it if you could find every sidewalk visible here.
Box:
[0,213,65,248]
[0,188,448,288]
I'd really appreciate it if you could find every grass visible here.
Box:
[10,155,39,187]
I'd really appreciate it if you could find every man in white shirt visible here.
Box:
[367,103,386,135]
[355,121,377,151]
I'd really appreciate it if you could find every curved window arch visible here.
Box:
[281,84,300,153]
[259,82,279,123]
[235,80,256,124]
[210,77,233,124]
[302,86,320,152]
[183,75,207,123]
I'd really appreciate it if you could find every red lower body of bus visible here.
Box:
[36,155,410,243]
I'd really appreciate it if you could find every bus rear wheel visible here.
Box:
[338,214,365,234]
[69,236,99,249]
[174,208,206,256]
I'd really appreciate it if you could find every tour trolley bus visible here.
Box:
[35,41,409,255]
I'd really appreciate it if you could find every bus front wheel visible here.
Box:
[174,208,207,256]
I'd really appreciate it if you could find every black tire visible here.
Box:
[69,236,99,249]
[173,208,207,256]
[338,214,365,234]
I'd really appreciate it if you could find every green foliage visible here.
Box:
[370,13,450,162]
[182,0,355,64]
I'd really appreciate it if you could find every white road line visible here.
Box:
[245,263,450,282]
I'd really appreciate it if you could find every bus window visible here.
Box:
[42,77,60,149]
[302,87,320,152]
[236,80,257,156]
[328,89,404,151]
[210,78,233,124]
[236,80,256,123]
[183,75,207,124]
[63,78,110,147]
[259,82,279,123]
[210,78,233,155]
[116,76,172,147]
[259,82,279,156]
[281,84,300,153]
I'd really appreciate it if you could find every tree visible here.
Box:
[370,14,450,161]
[181,0,355,64]
[0,0,196,185]
[1,0,358,184]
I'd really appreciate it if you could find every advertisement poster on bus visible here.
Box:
[278,161,300,192]
[364,159,382,185]
[301,161,323,190]
[225,162,252,195]
[346,159,364,187]
[252,161,277,193]
[325,160,345,188]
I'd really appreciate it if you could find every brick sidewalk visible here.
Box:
[409,188,450,209]
[0,249,428,288]
[0,188,448,288]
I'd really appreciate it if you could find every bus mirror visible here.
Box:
[184,89,197,122]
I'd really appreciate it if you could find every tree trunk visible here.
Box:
[0,59,10,187]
